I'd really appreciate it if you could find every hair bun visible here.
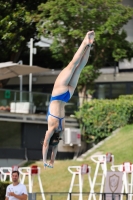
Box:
[49,132,62,146]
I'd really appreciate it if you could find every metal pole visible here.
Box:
[28,193,36,200]
[14,91,16,102]
[29,38,33,103]
[102,193,104,200]
[19,75,23,102]
[103,193,105,200]
[18,60,23,102]
[50,194,53,200]
[126,193,128,200]
[69,193,71,200]
[112,193,115,200]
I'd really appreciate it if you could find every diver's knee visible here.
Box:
[43,141,49,148]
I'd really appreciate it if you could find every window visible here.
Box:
[111,83,126,99]
[96,84,111,99]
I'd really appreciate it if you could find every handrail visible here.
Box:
[0,88,79,115]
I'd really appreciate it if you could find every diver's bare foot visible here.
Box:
[44,162,48,169]
[48,163,53,168]
[44,162,53,169]
[88,31,95,45]
[49,161,54,168]
[83,31,95,46]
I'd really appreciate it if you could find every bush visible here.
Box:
[0,182,10,199]
[119,95,133,100]
[75,98,133,144]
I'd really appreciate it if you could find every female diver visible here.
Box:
[42,31,95,168]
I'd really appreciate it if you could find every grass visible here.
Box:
[86,125,133,164]
[24,124,133,198]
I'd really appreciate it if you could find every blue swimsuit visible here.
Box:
[47,91,71,131]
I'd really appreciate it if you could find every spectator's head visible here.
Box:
[12,171,19,183]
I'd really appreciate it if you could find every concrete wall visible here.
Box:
[0,159,24,167]
[95,72,133,83]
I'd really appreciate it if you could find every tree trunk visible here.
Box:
[78,86,86,107]
[10,47,23,62]
[86,93,92,102]
[0,79,9,88]
[78,86,93,107]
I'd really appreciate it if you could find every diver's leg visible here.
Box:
[52,31,95,95]
[42,128,54,167]
[48,145,58,167]
[68,45,92,93]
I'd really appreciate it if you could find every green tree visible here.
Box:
[0,0,45,62]
[77,65,100,105]
[37,0,133,100]
[38,0,133,67]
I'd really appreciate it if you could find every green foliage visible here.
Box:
[37,0,133,99]
[0,181,10,199]
[77,65,100,92]
[0,0,45,62]
[0,0,133,68]
[75,98,133,144]
[37,0,133,67]
[119,95,133,100]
